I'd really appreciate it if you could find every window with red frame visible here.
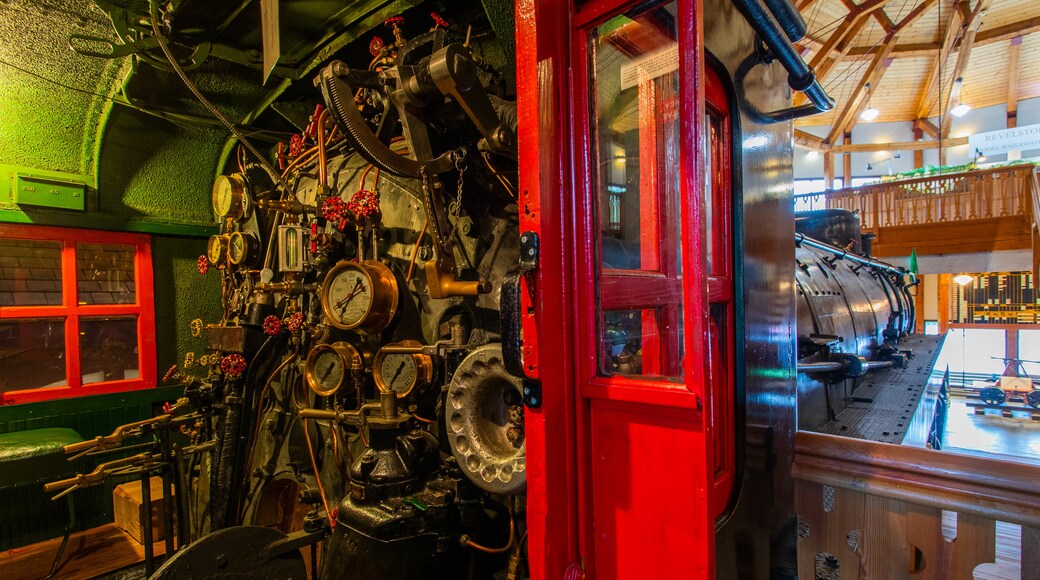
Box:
[0,224,156,404]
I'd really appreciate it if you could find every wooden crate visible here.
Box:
[112,476,175,544]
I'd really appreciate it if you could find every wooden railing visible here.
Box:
[794,431,1040,579]
[825,165,1037,230]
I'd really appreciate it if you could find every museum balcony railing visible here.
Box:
[819,164,1040,259]
[794,430,1040,579]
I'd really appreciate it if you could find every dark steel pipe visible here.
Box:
[795,233,908,277]
[797,361,844,373]
[762,0,807,41]
[730,0,834,112]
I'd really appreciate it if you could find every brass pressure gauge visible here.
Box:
[373,340,434,399]
[320,260,399,333]
[212,174,251,220]
[228,231,260,266]
[305,342,365,397]
[207,234,229,265]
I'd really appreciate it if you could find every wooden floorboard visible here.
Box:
[0,523,166,580]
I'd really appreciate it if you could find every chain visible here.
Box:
[446,157,466,241]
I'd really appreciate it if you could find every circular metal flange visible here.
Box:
[446,344,525,495]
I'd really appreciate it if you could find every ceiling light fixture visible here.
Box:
[953,274,974,286]
[951,103,972,117]
[860,82,880,121]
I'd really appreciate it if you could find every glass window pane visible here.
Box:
[591,3,680,272]
[0,318,66,393]
[933,328,1006,386]
[77,243,136,305]
[80,316,139,384]
[0,239,62,306]
[1019,330,1040,376]
[601,307,682,377]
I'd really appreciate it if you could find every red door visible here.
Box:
[516,0,735,577]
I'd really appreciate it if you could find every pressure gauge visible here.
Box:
[212,174,251,220]
[320,260,399,332]
[228,231,259,266]
[207,234,229,265]
[305,342,364,397]
[373,340,434,398]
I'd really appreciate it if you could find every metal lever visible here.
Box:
[500,232,541,407]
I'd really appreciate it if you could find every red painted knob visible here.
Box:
[197,255,209,275]
[285,311,304,332]
[220,354,247,379]
[263,315,282,336]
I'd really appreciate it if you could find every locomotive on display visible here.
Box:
[34,0,924,578]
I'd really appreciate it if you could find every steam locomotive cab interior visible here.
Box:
[0,0,935,578]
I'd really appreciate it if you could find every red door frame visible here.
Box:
[517,0,726,577]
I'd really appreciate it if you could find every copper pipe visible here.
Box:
[317,109,330,188]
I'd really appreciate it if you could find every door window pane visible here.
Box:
[80,316,139,384]
[0,318,66,392]
[601,307,682,377]
[590,4,680,272]
[77,243,136,305]
[0,239,62,306]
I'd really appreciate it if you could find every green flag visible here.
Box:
[908,248,919,275]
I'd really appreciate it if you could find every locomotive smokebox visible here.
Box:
[795,209,863,254]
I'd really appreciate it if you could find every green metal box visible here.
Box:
[13,173,85,211]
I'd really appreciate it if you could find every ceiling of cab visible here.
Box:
[0,0,512,227]
[795,0,1040,132]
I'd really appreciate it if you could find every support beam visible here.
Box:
[1007,37,1022,129]
[917,119,940,139]
[913,123,924,168]
[823,152,835,190]
[939,0,994,137]
[795,129,831,151]
[841,0,893,33]
[825,0,937,143]
[830,135,968,153]
[846,16,1040,60]
[938,273,951,334]
[842,132,852,187]
[795,0,892,107]
[916,2,964,120]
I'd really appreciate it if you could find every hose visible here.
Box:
[148,1,285,188]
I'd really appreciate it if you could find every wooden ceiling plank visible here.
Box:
[845,16,1040,59]
[1007,36,1022,126]
[915,1,964,119]
[795,0,892,106]
[840,0,896,33]
[939,0,994,136]
[823,0,936,142]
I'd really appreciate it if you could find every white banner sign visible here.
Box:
[968,123,1040,155]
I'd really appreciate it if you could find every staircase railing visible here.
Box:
[794,431,1040,579]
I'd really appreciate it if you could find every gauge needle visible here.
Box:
[335,279,365,310]
[320,363,334,382]
[390,361,406,385]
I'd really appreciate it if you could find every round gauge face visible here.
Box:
[310,348,345,395]
[325,268,373,329]
[378,353,418,396]
[228,232,254,265]
[207,235,227,264]
[212,175,234,218]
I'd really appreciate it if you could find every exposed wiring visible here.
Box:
[148,0,285,188]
